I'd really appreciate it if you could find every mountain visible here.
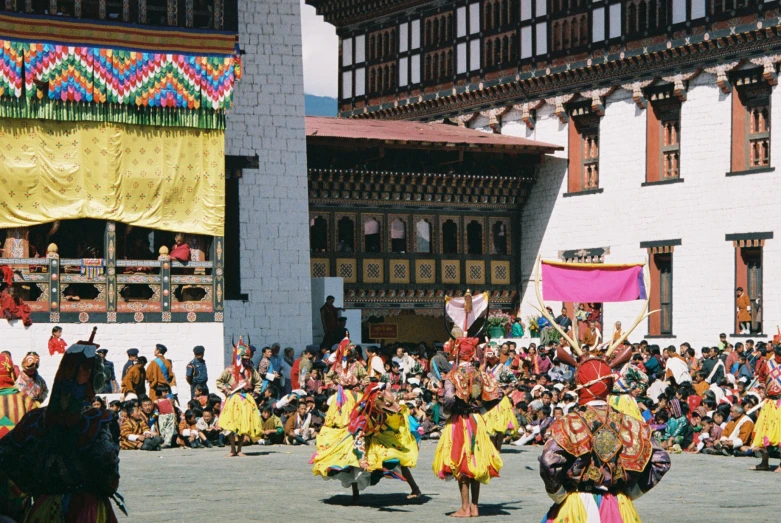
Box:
[305,94,337,117]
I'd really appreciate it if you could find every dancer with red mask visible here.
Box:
[539,348,671,522]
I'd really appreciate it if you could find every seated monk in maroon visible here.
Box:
[169,234,191,262]
[0,285,32,327]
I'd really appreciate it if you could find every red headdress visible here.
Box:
[443,337,480,365]
[575,357,616,405]
[0,266,13,287]
[331,336,353,368]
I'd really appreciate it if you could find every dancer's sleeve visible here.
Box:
[539,438,570,504]
[627,440,671,500]
[441,380,456,415]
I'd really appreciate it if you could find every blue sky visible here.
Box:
[301,0,338,98]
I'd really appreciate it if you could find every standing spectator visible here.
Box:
[280,347,295,394]
[96,348,119,394]
[186,346,208,399]
[554,308,572,332]
[48,326,67,356]
[121,356,147,398]
[122,348,139,379]
[258,347,278,393]
[736,287,752,334]
[320,295,338,342]
[293,346,317,390]
[146,344,176,402]
[511,317,524,337]
[366,345,385,380]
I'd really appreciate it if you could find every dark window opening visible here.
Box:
[442,219,458,254]
[467,220,483,254]
[310,216,328,252]
[337,217,355,253]
[492,221,507,254]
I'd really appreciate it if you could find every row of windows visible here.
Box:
[339,0,768,100]
[309,215,510,256]
[0,0,233,30]
[567,79,770,193]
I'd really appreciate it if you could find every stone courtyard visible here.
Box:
[118,442,777,522]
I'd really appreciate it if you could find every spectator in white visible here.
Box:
[366,346,385,380]
[663,346,692,386]
[392,346,405,368]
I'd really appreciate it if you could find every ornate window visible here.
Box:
[416,219,432,253]
[309,216,328,253]
[731,69,772,174]
[442,219,458,254]
[492,221,507,255]
[466,220,483,254]
[364,217,381,253]
[390,218,407,253]
[337,216,355,253]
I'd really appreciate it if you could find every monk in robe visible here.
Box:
[736,287,752,335]
[0,286,32,327]
[146,344,176,401]
[122,357,147,398]
[170,234,191,262]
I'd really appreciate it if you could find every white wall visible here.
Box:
[1,321,224,404]
[223,0,313,355]
[473,72,781,348]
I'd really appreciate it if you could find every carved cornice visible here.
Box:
[703,61,741,94]
[620,80,654,109]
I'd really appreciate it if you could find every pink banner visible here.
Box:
[541,262,646,303]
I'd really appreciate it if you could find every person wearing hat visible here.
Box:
[750,344,781,472]
[186,346,208,399]
[121,356,147,399]
[96,348,119,394]
[146,344,177,402]
[122,348,140,380]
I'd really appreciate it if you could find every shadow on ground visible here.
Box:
[323,492,433,512]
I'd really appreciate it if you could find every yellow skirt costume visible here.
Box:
[218,392,263,441]
[365,405,419,471]
[752,399,781,448]
[324,387,359,428]
[482,396,519,437]
[609,394,644,422]
[432,412,503,484]
[543,492,641,523]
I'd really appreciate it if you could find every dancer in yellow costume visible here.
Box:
[432,337,503,518]
[216,337,263,456]
[751,344,781,472]
[609,353,648,422]
[482,345,519,451]
[311,338,370,500]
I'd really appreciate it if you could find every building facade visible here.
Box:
[308,0,781,346]
[0,0,311,397]
[305,116,558,343]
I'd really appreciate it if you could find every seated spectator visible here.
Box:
[284,402,315,445]
[259,404,284,445]
[713,404,754,456]
[305,368,323,396]
[695,416,723,453]
[193,384,209,408]
[178,408,210,448]
[661,403,693,451]
[121,400,163,451]
[196,408,224,447]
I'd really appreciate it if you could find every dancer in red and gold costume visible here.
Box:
[539,348,670,522]
[750,344,781,472]
[432,336,503,518]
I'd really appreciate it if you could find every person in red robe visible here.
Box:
[0,285,32,327]
[169,234,191,262]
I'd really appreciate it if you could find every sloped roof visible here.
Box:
[306,116,563,153]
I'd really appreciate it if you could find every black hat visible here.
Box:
[127,348,140,357]
[193,345,205,355]
[155,344,168,355]
[305,345,319,355]
[337,316,347,322]
[96,348,108,355]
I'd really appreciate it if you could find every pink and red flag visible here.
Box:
[541,260,646,303]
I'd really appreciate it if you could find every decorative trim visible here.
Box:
[641,178,685,187]
[563,188,603,198]
[640,239,682,249]
[726,167,775,177]
[725,232,774,242]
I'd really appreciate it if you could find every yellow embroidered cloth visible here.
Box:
[0,118,224,236]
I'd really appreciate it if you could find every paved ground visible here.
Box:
[118,441,779,522]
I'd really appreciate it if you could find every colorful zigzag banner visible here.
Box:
[1,39,241,111]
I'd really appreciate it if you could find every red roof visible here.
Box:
[306,116,563,153]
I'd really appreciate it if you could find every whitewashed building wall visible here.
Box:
[471,71,781,348]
